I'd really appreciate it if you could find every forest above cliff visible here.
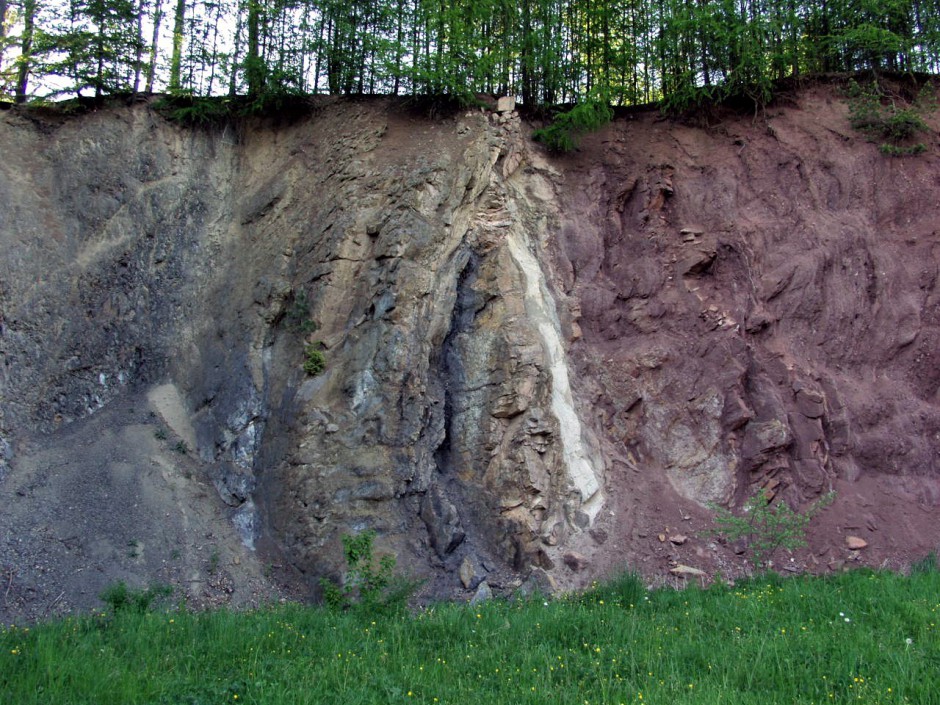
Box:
[3,0,940,115]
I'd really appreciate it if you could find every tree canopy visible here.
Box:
[2,0,940,109]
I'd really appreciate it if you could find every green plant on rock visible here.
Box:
[319,530,418,613]
[285,290,318,334]
[846,79,931,156]
[709,489,835,570]
[533,99,613,153]
[154,94,233,126]
[99,581,173,614]
[303,343,326,376]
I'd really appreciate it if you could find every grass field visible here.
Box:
[2,568,938,704]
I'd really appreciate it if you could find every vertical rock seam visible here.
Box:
[505,230,604,521]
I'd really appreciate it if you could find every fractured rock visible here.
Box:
[421,487,466,559]
[459,555,482,589]
[469,581,493,606]
[562,551,589,571]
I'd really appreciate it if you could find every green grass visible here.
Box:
[2,569,939,704]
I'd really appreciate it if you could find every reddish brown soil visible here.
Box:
[549,83,940,584]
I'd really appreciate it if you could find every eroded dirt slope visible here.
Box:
[552,86,940,581]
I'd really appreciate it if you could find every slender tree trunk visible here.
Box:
[246,0,264,96]
[133,0,146,92]
[168,0,187,90]
[15,0,35,103]
[229,7,243,96]
[393,2,403,94]
[206,0,222,94]
[312,12,325,93]
[95,27,105,98]
[0,0,8,74]
[146,0,163,92]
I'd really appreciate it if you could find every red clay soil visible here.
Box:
[548,81,940,584]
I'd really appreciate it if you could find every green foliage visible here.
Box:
[533,99,613,153]
[6,570,940,704]
[577,571,646,606]
[319,530,417,613]
[173,440,189,455]
[879,142,927,156]
[709,490,835,569]
[910,551,938,574]
[285,290,318,334]
[302,343,325,376]
[99,581,173,614]
[847,78,932,155]
[7,0,940,114]
[154,95,232,126]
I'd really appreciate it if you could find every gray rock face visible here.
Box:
[0,99,606,605]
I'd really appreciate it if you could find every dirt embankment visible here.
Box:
[554,85,940,581]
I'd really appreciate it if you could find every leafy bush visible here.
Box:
[846,78,931,155]
[99,581,173,614]
[303,343,326,376]
[319,530,418,614]
[533,99,613,153]
[879,142,927,156]
[154,94,232,126]
[709,490,835,570]
[882,108,927,141]
[285,290,318,334]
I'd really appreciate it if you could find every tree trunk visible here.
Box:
[15,0,35,103]
[168,0,186,91]
[146,0,163,92]
[0,0,8,73]
[133,0,146,92]
[246,0,264,96]
[228,8,242,96]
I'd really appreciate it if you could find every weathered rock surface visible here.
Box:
[2,88,940,618]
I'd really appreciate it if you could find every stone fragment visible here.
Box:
[469,581,492,606]
[845,536,868,550]
[658,533,667,542]
[678,247,717,276]
[668,534,688,545]
[519,568,557,596]
[496,96,516,113]
[562,551,589,571]
[742,419,793,470]
[745,308,774,333]
[670,565,706,577]
[459,555,480,589]
[796,388,826,419]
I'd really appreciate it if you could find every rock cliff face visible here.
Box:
[2,87,940,618]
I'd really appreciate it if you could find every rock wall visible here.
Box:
[2,89,940,614]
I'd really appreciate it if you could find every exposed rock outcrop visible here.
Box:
[2,87,940,619]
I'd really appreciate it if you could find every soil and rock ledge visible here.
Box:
[2,86,940,622]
